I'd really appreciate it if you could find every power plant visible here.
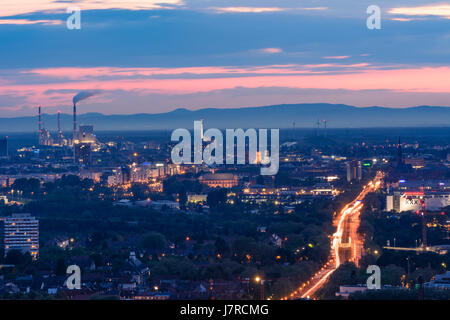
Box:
[37,90,100,151]
[37,105,57,146]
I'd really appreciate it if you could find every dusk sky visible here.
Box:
[0,0,449,117]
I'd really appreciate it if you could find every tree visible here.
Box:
[215,237,230,257]
[272,278,296,299]
[207,188,227,209]
[140,232,167,252]
[5,250,32,265]
[12,178,41,196]
[130,183,148,200]
[381,264,405,286]
[55,258,67,276]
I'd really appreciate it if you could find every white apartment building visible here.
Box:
[4,213,39,260]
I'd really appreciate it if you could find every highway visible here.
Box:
[283,171,383,300]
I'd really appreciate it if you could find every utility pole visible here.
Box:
[260,280,265,300]
[406,257,410,282]
[254,276,265,300]
[420,199,427,248]
[418,276,424,300]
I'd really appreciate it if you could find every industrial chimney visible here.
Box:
[58,110,64,145]
[38,105,42,145]
[38,105,42,134]
[58,110,61,135]
[73,102,77,144]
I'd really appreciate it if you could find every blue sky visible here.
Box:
[0,0,449,116]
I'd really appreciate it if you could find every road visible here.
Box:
[284,172,383,300]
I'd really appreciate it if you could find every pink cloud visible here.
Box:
[0,19,62,25]
[0,0,183,18]
[323,55,351,60]
[3,66,450,111]
[259,48,283,54]
[22,64,364,80]
[388,4,450,19]
[212,7,285,13]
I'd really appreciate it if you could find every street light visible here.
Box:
[254,276,264,300]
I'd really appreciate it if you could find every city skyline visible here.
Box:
[1,0,450,305]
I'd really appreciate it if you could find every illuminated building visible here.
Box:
[425,271,450,290]
[187,194,208,203]
[107,170,121,186]
[79,170,102,182]
[121,165,131,184]
[74,143,92,166]
[4,213,39,260]
[78,125,98,145]
[404,158,425,169]
[386,191,450,213]
[346,160,362,182]
[149,200,180,210]
[386,180,450,212]
[199,173,238,188]
[0,195,8,204]
[311,185,339,196]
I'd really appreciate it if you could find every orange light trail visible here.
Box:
[283,172,384,300]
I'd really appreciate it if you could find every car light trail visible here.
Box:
[284,172,383,300]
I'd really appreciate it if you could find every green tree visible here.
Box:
[55,258,67,276]
[5,250,32,265]
[207,188,227,209]
[140,232,167,252]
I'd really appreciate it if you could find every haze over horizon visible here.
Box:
[1,103,449,132]
[1,102,450,118]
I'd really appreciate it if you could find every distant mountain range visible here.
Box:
[1,103,449,132]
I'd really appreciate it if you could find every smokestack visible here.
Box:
[38,105,42,145]
[58,110,61,134]
[38,105,42,134]
[57,110,63,145]
[71,90,100,144]
[73,103,77,143]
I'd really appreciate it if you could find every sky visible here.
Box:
[0,0,449,117]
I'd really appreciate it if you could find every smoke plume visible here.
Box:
[73,90,101,104]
